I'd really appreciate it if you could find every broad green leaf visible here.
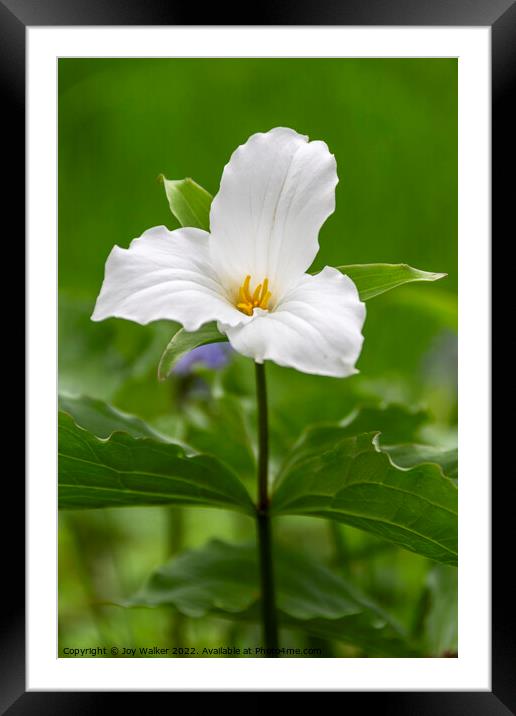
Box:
[338,404,428,444]
[385,443,458,480]
[272,430,457,565]
[126,540,264,617]
[125,539,413,656]
[265,394,428,464]
[276,612,413,656]
[423,565,458,656]
[59,394,170,441]
[158,323,227,381]
[283,403,429,469]
[184,394,256,481]
[335,263,446,301]
[128,540,360,619]
[58,412,254,514]
[161,176,212,231]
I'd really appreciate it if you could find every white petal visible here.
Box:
[220,267,366,377]
[209,127,338,301]
[91,226,246,331]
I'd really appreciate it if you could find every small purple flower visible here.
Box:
[173,343,232,376]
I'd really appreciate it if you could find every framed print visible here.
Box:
[2,0,511,709]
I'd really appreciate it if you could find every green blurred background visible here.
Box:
[58,58,457,657]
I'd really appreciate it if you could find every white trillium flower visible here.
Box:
[92,127,366,377]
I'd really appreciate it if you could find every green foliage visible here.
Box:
[158,323,226,381]
[161,176,212,231]
[182,393,256,481]
[336,264,446,301]
[58,412,254,514]
[59,394,170,441]
[337,404,428,444]
[272,430,457,565]
[126,539,414,656]
[58,397,458,563]
[385,443,457,480]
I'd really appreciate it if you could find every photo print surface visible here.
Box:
[58,58,458,659]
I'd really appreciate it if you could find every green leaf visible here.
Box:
[129,540,361,619]
[59,394,170,441]
[279,614,412,655]
[158,323,228,381]
[126,539,414,656]
[128,541,260,617]
[338,404,428,444]
[58,412,254,514]
[161,176,212,231]
[184,393,256,481]
[335,263,446,301]
[272,429,457,565]
[385,443,458,480]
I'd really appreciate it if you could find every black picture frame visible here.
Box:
[3,0,510,711]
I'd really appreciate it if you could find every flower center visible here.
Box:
[236,275,272,316]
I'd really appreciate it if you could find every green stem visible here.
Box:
[255,362,279,656]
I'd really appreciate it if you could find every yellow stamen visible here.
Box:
[252,283,262,305]
[242,275,251,301]
[236,275,271,315]
[236,302,253,315]
[260,278,269,304]
[261,290,272,307]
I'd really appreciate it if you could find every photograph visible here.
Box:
[2,0,505,704]
[57,57,458,660]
